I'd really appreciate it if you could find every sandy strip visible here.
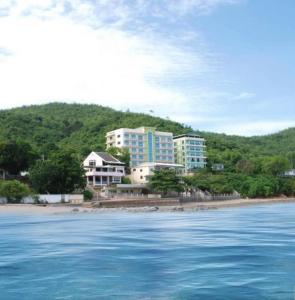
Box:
[0,198,295,214]
[181,197,295,210]
[0,204,83,215]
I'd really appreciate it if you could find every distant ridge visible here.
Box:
[0,103,294,162]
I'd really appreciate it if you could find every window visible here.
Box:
[113,176,121,183]
[131,134,136,139]
[139,155,144,160]
[138,135,143,140]
[140,176,143,179]
[117,135,121,138]
[139,148,144,153]
[89,160,96,167]
[140,169,143,172]
[138,142,143,147]
[133,168,136,172]
[117,141,121,145]
[132,141,137,146]
[124,133,129,138]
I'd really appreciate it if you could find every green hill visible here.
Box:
[0,102,294,168]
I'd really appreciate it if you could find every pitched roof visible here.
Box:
[95,152,124,164]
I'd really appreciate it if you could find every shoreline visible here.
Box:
[0,197,295,214]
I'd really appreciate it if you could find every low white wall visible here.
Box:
[22,194,84,204]
[22,196,35,204]
[0,197,7,204]
[68,194,84,204]
[38,194,69,204]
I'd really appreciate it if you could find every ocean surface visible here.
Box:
[1,204,295,300]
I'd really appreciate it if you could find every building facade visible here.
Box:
[173,133,206,173]
[106,127,174,167]
[283,169,295,177]
[130,162,184,184]
[83,152,125,186]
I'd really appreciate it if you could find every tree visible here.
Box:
[83,190,93,201]
[287,152,295,168]
[0,140,37,175]
[122,177,131,184]
[188,172,234,194]
[29,149,86,194]
[148,169,184,195]
[236,159,255,175]
[262,156,291,176]
[278,178,295,196]
[107,146,130,167]
[0,180,31,203]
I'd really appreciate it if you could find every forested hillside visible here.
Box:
[0,102,294,168]
[0,103,191,157]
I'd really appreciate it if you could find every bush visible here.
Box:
[83,190,93,201]
[0,180,31,203]
[278,178,295,196]
[121,177,131,184]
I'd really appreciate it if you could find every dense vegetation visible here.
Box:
[0,103,191,158]
[0,103,294,165]
[0,102,294,198]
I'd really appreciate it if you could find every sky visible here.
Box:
[0,0,294,136]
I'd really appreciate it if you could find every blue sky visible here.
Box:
[0,0,294,136]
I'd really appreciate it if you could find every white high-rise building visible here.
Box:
[106,127,174,167]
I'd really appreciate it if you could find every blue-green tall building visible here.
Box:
[173,133,206,173]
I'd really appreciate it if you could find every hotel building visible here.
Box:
[106,127,174,167]
[173,133,206,173]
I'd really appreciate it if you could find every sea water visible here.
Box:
[1,203,295,299]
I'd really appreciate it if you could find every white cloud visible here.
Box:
[0,0,219,113]
[234,92,256,100]
[3,0,278,138]
[166,0,240,16]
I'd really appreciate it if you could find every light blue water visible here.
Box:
[1,204,295,300]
